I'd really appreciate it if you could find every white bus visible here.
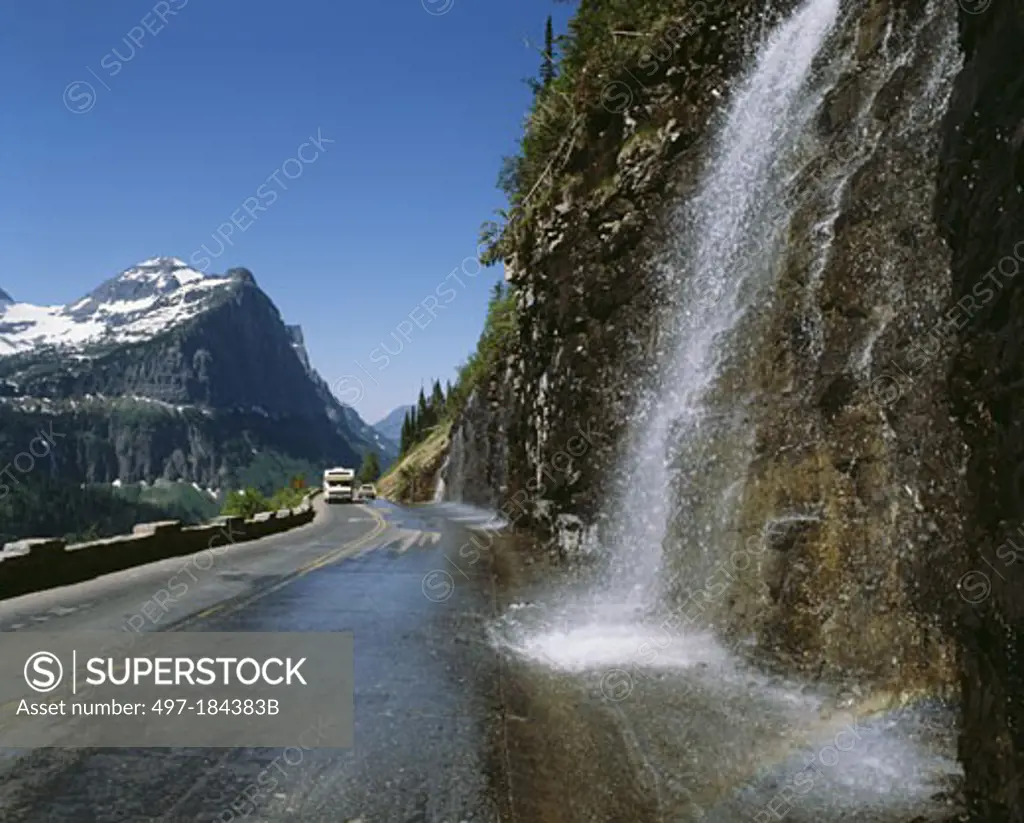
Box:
[322,467,355,503]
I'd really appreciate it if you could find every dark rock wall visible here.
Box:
[444,0,1024,810]
[934,2,1024,819]
[444,383,509,510]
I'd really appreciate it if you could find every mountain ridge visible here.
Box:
[373,404,414,445]
[0,258,396,494]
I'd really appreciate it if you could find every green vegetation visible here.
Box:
[268,484,307,511]
[220,489,267,519]
[0,477,187,547]
[399,381,449,455]
[233,451,323,497]
[541,15,557,90]
[358,451,381,484]
[396,281,518,461]
[378,426,449,503]
[451,280,517,411]
[479,0,676,265]
[220,476,308,519]
[111,481,220,523]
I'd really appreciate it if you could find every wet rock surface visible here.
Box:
[450,0,964,691]
[723,0,964,689]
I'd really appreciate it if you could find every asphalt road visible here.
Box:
[0,499,510,822]
[0,499,963,822]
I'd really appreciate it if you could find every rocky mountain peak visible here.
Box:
[0,254,397,490]
[226,267,257,286]
[78,257,208,309]
[0,287,12,307]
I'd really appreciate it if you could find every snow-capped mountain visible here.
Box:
[0,258,396,489]
[0,258,245,355]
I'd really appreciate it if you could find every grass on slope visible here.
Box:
[378,425,450,503]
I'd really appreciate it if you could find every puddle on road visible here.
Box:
[482,532,963,822]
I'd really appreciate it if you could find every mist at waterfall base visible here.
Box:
[481,0,962,816]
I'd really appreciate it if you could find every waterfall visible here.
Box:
[601,0,842,613]
[433,455,448,502]
[505,0,844,665]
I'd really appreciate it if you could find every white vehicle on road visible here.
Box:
[323,467,355,503]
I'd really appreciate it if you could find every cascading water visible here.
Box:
[433,455,448,502]
[501,0,843,666]
[612,0,843,611]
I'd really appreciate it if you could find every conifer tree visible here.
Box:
[358,451,381,484]
[417,388,429,431]
[430,380,444,415]
[400,410,412,454]
[541,16,556,89]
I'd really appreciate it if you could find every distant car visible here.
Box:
[358,484,376,500]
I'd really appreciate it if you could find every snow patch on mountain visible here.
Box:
[0,257,235,355]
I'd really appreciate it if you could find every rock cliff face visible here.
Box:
[441,0,1024,812]
[445,384,511,510]
[934,3,1024,819]
[447,0,775,530]
[717,0,964,689]
[447,0,963,689]
[0,258,393,491]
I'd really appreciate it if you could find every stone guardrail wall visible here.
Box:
[0,488,323,602]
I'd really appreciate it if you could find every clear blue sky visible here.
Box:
[1,0,575,423]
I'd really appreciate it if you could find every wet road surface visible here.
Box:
[0,500,509,821]
[0,499,962,821]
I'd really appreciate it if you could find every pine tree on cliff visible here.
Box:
[358,451,381,484]
[417,387,431,431]
[541,15,556,89]
[400,410,412,454]
[430,380,445,415]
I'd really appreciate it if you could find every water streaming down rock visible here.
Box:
[433,455,448,502]
[607,0,844,615]
[497,0,962,692]
[509,0,845,665]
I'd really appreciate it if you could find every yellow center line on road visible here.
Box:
[169,504,389,631]
[0,506,390,719]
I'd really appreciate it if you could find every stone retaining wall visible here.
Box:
[0,489,322,602]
